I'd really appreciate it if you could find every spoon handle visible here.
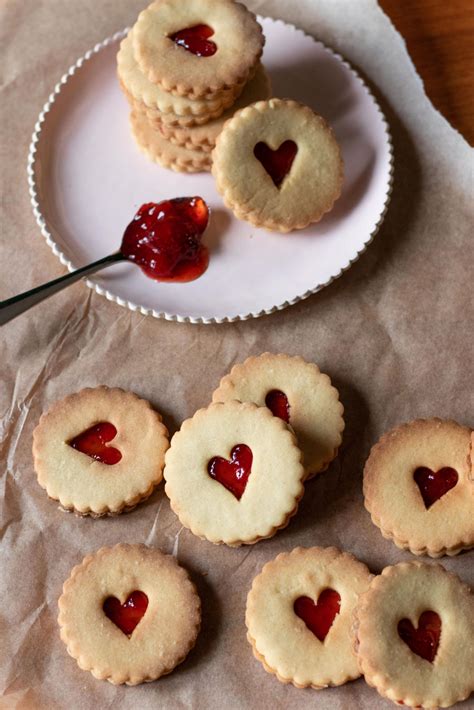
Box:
[0,252,125,326]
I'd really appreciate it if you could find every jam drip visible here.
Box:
[208,444,253,500]
[120,197,209,282]
[254,140,298,187]
[398,611,441,663]
[265,389,290,423]
[294,589,341,642]
[103,591,149,636]
[413,467,458,509]
[69,422,122,465]
[169,25,217,57]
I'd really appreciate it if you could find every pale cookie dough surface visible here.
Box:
[212,353,344,479]
[354,562,474,708]
[58,544,201,685]
[130,110,212,172]
[363,419,474,556]
[117,32,239,116]
[246,547,372,688]
[32,387,169,515]
[164,400,305,545]
[212,98,343,232]
[133,0,264,98]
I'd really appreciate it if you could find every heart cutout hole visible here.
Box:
[398,610,441,662]
[254,140,298,188]
[169,24,217,57]
[265,389,290,423]
[103,591,149,636]
[294,589,341,641]
[207,444,253,500]
[413,467,458,509]
[69,422,122,465]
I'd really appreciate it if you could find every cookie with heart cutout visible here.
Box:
[163,400,305,546]
[212,98,344,232]
[353,561,474,709]
[245,546,373,689]
[58,544,201,685]
[363,418,474,557]
[133,0,264,99]
[212,353,344,480]
[32,387,169,516]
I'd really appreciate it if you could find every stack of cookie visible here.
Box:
[117,0,268,172]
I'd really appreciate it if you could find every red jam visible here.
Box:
[265,389,290,423]
[120,197,209,282]
[69,422,122,465]
[208,444,253,500]
[103,591,149,636]
[413,466,458,509]
[294,589,341,642]
[169,25,217,57]
[254,140,298,188]
[398,611,441,663]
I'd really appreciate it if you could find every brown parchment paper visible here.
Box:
[1,1,473,708]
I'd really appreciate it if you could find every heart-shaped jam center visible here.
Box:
[413,467,458,509]
[103,591,149,636]
[69,422,122,465]
[265,389,290,423]
[254,140,298,188]
[169,24,217,57]
[294,589,341,642]
[398,611,441,662]
[207,444,253,500]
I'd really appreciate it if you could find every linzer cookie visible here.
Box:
[130,111,212,172]
[32,387,169,516]
[363,418,474,557]
[163,400,305,546]
[133,0,264,99]
[212,353,344,479]
[353,562,474,708]
[58,544,201,685]
[246,547,372,689]
[212,98,343,231]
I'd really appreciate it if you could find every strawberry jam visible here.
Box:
[169,25,217,57]
[413,466,458,508]
[398,611,441,662]
[103,591,149,636]
[254,140,298,187]
[120,197,209,282]
[294,589,341,642]
[69,422,122,465]
[208,444,253,500]
[265,389,290,423]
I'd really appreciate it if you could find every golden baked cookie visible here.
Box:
[130,110,212,172]
[212,98,343,232]
[32,386,169,516]
[164,400,305,546]
[363,418,474,557]
[353,562,474,708]
[246,547,372,689]
[159,63,271,152]
[58,544,201,685]
[212,353,344,479]
[133,0,264,99]
[122,84,223,128]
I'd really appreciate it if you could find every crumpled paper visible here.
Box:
[0,1,473,708]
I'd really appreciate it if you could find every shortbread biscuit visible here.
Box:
[246,547,372,689]
[164,400,305,546]
[133,0,264,99]
[363,418,474,557]
[213,353,344,479]
[353,562,474,708]
[130,111,212,172]
[118,31,240,117]
[32,387,169,516]
[159,63,271,152]
[58,544,201,685]
[212,99,343,232]
[121,84,223,128]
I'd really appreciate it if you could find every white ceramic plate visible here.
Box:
[28,18,393,324]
